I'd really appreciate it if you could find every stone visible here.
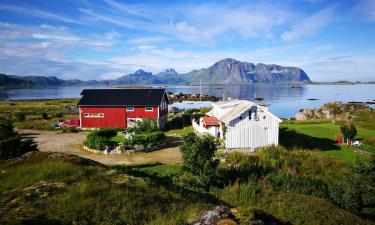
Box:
[192,205,236,225]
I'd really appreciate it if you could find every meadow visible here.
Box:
[1,98,375,224]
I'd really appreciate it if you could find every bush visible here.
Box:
[16,112,26,122]
[83,129,118,150]
[123,131,166,148]
[94,128,118,138]
[41,112,49,120]
[0,120,37,160]
[180,133,218,189]
[84,133,114,150]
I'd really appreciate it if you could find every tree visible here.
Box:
[180,133,218,188]
[340,124,357,143]
[0,120,37,160]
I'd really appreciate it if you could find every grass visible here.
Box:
[0,152,212,225]
[214,182,372,225]
[111,135,124,143]
[0,98,79,130]
[280,121,375,165]
[165,125,193,137]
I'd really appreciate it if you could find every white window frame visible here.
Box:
[145,107,153,112]
[126,107,134,111]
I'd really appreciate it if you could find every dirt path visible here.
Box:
[19,130,182,165]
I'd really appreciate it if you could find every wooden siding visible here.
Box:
[225,108,279,150]
[80,107,126,128]
[80,106,160,128]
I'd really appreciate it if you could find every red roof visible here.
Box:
[203,116,220,126]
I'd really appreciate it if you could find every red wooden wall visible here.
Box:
[80,106,161,128]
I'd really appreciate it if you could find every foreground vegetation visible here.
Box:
[1,99,375,224]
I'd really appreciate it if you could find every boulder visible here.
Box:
[192,206,236,225]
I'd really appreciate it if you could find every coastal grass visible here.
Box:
[0,98,79,130]
[281,121,375,164]
[0,152,212,225]
[165,125,193,137]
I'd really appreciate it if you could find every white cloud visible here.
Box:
[282,5,336,41]
[79,1,290,45]
[127,36,168,45]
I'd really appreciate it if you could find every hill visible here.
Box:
[0,58,311,88]
[180,58,310,84]
[0,74,35,88]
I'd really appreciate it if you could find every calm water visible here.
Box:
[1,84,374,118]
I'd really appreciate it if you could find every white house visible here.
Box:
[192,99,281,151]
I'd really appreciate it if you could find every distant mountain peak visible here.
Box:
[134,69,149,75]
[156,68,178,76]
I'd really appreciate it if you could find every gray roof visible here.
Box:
[78,88,168,107]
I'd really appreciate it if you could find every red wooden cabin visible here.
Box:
[77,88,169,129]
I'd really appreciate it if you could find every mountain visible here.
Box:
[180,58,310,84]
[156,68,178,76]
[0,58,311,88]
[0,74,35,88]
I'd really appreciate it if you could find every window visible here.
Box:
[84,113,104,118]
[145,107,153,112]
[126,107,134,111]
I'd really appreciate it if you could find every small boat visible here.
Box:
[254,97,264,101]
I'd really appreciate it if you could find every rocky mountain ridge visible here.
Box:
[0,58,311,87]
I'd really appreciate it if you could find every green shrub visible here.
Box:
[83,129,118,150]
[94,128,118,138]
[16,112,26,122]
[122,131,166,148]
[0,120,37,160]
[180,133,218,189]
[84,134,114,150]
[41,112,49,120]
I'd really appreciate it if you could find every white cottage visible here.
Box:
[192,99,281,151]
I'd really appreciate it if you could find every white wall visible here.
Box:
[225,108,279,150]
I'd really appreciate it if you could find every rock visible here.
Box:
[192,206,237,225]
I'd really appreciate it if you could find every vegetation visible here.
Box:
[0,98,79,130]
[121,119,167,150]
[0,152,213,225]
[281,121,375,164]
[0,120,37,160]
[340,124,357,142]
[179,133,218,189]
[83,128,118,150]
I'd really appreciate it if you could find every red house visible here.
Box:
[77,88,169,129]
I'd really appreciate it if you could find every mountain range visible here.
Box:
[0,58,310,88]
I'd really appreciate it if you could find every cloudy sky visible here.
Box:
[0,0,374,81]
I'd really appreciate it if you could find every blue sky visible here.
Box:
[0,0,374,81]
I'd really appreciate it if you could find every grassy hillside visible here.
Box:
[281,121,375,164]
[0,152,213,225]
[0,99,79,130]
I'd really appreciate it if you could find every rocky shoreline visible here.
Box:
[294,101,372,121]
[168,91,219,103]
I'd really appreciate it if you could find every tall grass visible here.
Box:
[0,160,93,192]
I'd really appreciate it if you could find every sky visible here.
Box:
[0,0,375,81]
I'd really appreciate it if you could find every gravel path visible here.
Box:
[19,130,182,165]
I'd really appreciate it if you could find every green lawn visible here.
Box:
[281,122,375,164]
[165,125,193,137]
[111,135,124,143]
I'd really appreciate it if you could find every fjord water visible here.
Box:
[1,84,374,118]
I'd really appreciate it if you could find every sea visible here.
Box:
[1,84,374,118]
